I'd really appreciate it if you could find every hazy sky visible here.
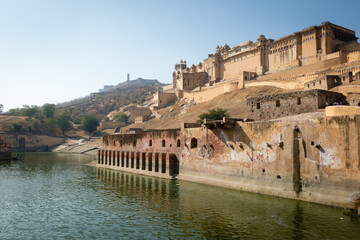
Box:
[0,0,359,111]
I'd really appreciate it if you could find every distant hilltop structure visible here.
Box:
[99,74,163,92]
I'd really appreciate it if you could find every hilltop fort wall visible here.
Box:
[246,90,345,121]
[171,22,360,93]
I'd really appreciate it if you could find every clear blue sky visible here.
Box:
[0,0,359,111]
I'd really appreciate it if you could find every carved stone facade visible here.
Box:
[172,22,360,92]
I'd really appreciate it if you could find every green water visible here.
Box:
[0,153,359,239]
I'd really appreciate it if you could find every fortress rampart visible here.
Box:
[98,114,360,209]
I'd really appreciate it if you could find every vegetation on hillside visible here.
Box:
[113,113,129,122]
[81,115,100,134]
[0,81,159,135]
[197,108,230,124]
[57,84,159,123]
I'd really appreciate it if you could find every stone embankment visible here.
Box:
[51,137,101,155]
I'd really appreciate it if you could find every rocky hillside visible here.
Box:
[56,79,163,122]
[124,86,290,130]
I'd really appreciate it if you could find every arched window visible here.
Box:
[149,140,152,146]
[177,139,181,147]
[162,139,166,147]
[190,138,197,149]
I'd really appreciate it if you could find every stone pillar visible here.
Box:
[166,153,171,175]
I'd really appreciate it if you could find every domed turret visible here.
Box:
[257,35,266,43]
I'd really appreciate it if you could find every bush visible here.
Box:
[45,118,58,134]
[22,106,40,118]
[12,122,22,132]
[42,103,56,118]
[197,108,230,124]
[56,112,72,134]
[81,115,99,134]
[113,113,129,122]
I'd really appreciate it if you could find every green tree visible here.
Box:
[7,108,21,116]
[81,115,99,133]
[56,112,72,134]
[45,118,58,134]
[0,104,3,114]
[42,103,56,118]
[12,122,22,132]
[113,113,129,122]
[22,105,40,118]
[197,108,230,124]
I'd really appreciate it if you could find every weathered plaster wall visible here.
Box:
[99,114,360,208]
[179,114,360,208]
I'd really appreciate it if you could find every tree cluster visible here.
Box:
[197,108,230,124]
[4,104,99,135]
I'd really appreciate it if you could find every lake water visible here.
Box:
[0,153,359,239]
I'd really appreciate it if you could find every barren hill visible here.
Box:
[125,86,288,130]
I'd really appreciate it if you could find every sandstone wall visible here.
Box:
[246,90,345,121]
[1,133,65,151]
[179,114,360,208]
[100,113,360,208]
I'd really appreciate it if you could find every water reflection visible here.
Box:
[96,167,360,239]
[0,153,359,239]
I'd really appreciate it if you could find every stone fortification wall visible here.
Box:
[0,133,65,152]
[304,75,341,91]
[347,51,360,62]
[181,72,208,91]
[100,129,182,179]
[246,90,345,121]
[172,22,359,91]
[100,122,126,130]
[99,113,360,209]
[325,106,360,116]
[129,107,152,123]
[153,91,177,108]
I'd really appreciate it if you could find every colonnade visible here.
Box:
[97,150,179,179]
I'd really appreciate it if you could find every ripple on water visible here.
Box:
[0,153,359,239]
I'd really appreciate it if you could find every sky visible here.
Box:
[0,0,359,111]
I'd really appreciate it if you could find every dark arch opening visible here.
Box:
[162,139,166,147]
[190,138,197,149]
[177,139,181,147]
